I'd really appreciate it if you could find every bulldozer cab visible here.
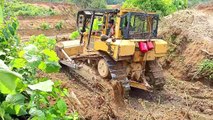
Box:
[77,9,159,49]
[119,12,159,39]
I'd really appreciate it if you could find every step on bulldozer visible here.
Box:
[56,9,167,96]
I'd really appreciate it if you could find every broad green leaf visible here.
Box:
[0,5,3,24]
[25,55,41,68]
[23,44,38,54]
[0,51,6,56]
[12,21,18,30]
[0,68,22,94]
[15,105,27,116]
[5,94,25,104]
[56,99,67,115]
[0,107,5,120]
[29,108,45,120]
[38,61,46,71]
[1,101,27,116]
[38,61,61,73]
[43,49,59,62]
[18,51,25,57]
[28,80,54,92]
[8,24,15,36]
[14,105,21,115]
[0,60,9,70]
[10,58,26,69]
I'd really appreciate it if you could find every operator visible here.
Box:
[108,19,115,38]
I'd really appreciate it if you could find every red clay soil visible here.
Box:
[18,1,78,41]
[158,6,213,81]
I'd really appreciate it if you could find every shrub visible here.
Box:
[69,30,80,40]
[40,22,51,30]
[55,21,64,31]
[198,59,213,81]
[122,0,188,16]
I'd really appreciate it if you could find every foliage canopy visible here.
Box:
[122,0,188,16]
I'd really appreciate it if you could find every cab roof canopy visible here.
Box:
[77,9,120,16]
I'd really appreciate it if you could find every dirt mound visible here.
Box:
[159,8,213,81]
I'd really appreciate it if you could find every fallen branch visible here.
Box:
[182,101,196,120]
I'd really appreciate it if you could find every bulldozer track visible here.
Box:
[146,60,165,90]
[61,63,104,95]
[60,51,131,99]
[100,51,130,92]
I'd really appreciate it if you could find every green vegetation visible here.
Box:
[106,0,124,5]
[55,21,64,31]
[4,0,57,17]
[198,59,213,81]
[39,22,51,30]
[0,18,78,119]
[0,0,3,24]
[70,30,80,40]
[71,0,107,9]
[122,0,188,16]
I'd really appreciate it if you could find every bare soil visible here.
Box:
[18,1,78,41]
[158,5,213,81]
[38,70,213,120]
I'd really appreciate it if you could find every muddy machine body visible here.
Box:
[56,9,167,93]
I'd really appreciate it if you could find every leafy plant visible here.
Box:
[71,0,107,9]
[55,21,64,31]
[70,30,80,40]
[40,22,51,30]
[197,59,213,81]
[0,18,19,64]
[0,0,3,24]
[0,18,78,119]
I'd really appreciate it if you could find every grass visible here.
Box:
[55,21,64,31]
[198,59,213,81]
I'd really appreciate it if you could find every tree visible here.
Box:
[122,0,188,16]
[72,0,106,9]
[107,0,124,5]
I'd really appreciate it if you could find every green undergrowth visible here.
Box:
[197,59,213,81]
[0,18,78,120]
[4,0,57,17]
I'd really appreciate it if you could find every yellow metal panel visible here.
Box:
[94,41,108,51]
[112,45,119,60]
[144,50,155,61]
[56,40,83,59]
[154,39,167,54]
[133,51,142,62]
[94,40,135,60]
[112,40,135,56]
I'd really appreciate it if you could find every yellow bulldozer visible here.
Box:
[56,9,167,94]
